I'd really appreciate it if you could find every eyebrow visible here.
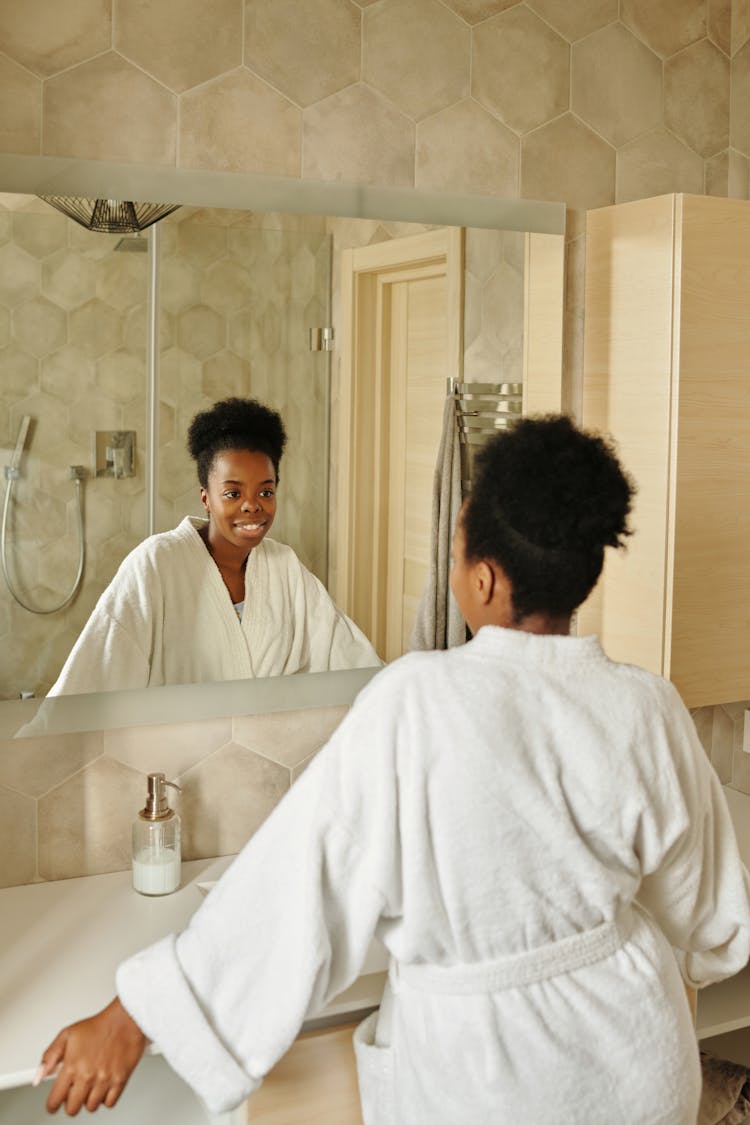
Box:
[220,478,275,486]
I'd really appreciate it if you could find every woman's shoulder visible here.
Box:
[116,517,206,572]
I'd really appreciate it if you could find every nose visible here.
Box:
[241,497,260,512]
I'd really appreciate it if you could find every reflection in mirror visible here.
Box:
[0,166,564,735]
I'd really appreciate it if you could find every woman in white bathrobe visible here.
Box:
[47,397,379,695]
[38,415,750,1124]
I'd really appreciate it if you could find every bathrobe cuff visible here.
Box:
[116,934,258,1114]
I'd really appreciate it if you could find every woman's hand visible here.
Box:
[37,997,147,1115]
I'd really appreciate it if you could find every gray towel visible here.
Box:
[699,1051,750,1125]
[409,394,465,652]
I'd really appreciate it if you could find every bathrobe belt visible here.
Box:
[390,911,634,996]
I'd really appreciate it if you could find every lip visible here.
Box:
[234,519,266,533]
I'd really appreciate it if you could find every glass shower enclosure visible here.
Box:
[0,196,331,698]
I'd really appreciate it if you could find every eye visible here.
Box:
[223,489,240,499]
[260,488,275,498]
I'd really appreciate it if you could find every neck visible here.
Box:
[199,523,251,571]
[473,606,572,637]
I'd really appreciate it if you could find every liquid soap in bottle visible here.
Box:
[132,772,181,896]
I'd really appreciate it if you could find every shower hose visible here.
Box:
[1,465,86,615]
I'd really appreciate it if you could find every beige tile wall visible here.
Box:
[0,0,736,406]
[0,0,747,846]
[0,702,348,888]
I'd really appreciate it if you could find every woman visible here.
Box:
[38,415,750,1123]
[48,397,379,695]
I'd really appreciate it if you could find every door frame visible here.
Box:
[334,227,464,649]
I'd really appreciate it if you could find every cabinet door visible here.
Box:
[578,194,676,675]
[669,195,750,706]
[246,1022,364,1124]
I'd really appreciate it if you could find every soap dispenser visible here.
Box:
[132,772,181,896]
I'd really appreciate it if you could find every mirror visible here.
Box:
[0,154,565,735]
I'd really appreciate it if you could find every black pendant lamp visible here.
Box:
[38,196,180,234]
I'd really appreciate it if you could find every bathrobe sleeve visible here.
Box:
[47,548,159,695]
[634,679,750,989]
[247,539,382,676]
[116,675,400,1114]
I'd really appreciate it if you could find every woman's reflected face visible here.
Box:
[201,448,277,553]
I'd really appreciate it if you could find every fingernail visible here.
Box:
[31,1065,44,1087]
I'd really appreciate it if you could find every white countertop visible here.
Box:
[3,786,748,1089]
[0,856,385,1093]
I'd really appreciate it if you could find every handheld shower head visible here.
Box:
[8,415,31,476]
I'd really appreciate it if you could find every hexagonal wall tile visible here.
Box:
[416,99,519,196]
[42,249,97,309]
[233,705,348,767]
[96,252,148,312]
[159,347,202,405]
[521,113,615,238]
[176,224,228,269]
[708,0,731,55]
[202,350,252,400]
[0,785,36,887]
[180,742,289,859]
[201,258,253,313]
[67,386,121,447]
[41,345,94,399]
[0,344,39,398]
[572,23,661,148]
[0,0,110,77]
[12,297,67,359]
[159,257,201,315]
[440,0,520,23]
[245,0,360,108]
[473,6,569,135]
[69,299,124,359]
[123,304,174,356]
[526,0,617,42]
[12,212,68,259]
[302,83,414,187]
[44,52,177,165]
[616,127,704,203]
[732,40,750,156]
[0,53,42,155]
[104,715,233,777]
[115,0,242,93]
[0,243,41,306]
[665,38,729,158]
[363,0,469,121]
[38,756,143,879]
[178,304,225,359]
[621,0,705,59]
[179,68,301,176]
[96,348,145,404]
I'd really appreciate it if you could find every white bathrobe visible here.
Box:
[116,628,750,1124]
[48,517,379,695]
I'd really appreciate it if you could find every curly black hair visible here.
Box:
[462,414,635,622]
[186,397,287,487]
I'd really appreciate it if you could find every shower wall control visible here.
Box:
[95,431,135,478]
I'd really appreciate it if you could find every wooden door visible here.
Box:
[335,229,464,661]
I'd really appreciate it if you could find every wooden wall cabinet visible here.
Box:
[578,193,750,708]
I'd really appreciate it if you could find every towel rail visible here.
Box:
[447,377,523,491]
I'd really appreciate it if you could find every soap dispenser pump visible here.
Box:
[132,772,181,896]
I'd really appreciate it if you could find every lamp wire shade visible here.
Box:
[38,196,180,233]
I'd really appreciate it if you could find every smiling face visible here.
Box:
[200,448,277,560]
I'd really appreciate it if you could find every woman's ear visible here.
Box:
[475,560,496,606]
[199,487,209,514]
